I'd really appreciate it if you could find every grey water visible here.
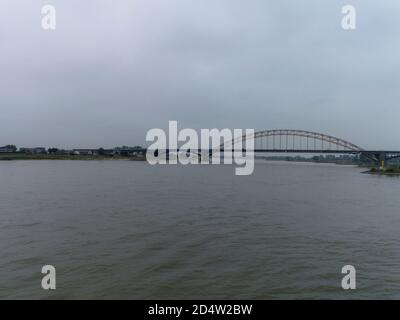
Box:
[1,160,400,299]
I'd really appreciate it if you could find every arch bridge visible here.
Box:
[146,129,400,167]
[218,129,400,166]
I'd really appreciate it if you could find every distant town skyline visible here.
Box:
[1,1,400,149]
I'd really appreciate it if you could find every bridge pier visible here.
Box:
[378,152,386,169]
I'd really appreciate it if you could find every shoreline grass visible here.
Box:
[366,165,400,176]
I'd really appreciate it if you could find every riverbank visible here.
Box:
[364,165,400,176]
[0,153,146,161]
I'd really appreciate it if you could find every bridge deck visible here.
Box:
[144,149,400,154]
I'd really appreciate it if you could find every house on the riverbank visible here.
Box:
[19,147,47,154]
[72,149,99,155]
[0,145,17,153]
[112,146,145,156]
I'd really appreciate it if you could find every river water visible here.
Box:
[0,160,399,299]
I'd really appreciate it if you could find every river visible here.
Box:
[1,160,399,299]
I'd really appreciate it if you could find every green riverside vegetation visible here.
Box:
[368,165,400,175]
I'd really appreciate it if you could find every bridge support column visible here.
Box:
[378,152,386,170]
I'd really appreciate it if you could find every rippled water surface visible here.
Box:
[1,160,400,299]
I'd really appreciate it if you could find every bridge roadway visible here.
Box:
[143,149,400,154]
[142,149,400,166]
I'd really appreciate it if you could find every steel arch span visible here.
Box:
[220,129,365,152]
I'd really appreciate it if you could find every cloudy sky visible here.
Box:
[1,0,399,149]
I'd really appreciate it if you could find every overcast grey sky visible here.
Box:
[1,0,399,149]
